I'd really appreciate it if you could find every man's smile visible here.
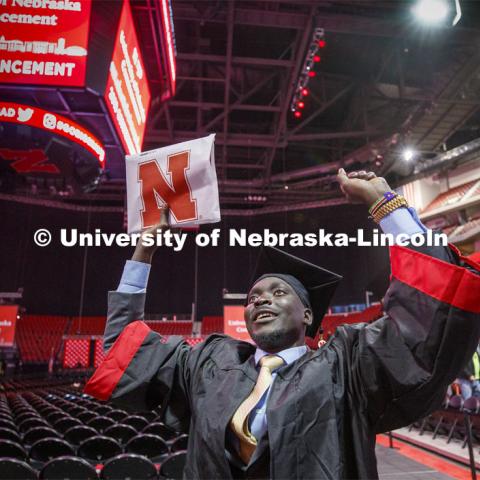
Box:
[253,309,279,324]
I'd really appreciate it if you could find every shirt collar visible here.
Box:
[254,345,308,368]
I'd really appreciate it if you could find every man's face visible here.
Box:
[244,276,312,353]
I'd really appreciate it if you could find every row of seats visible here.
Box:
[18,305,385,365]
[411,395,480,448]
[0,385,188,478]
[421,179,480,213]
[16,316,68,362]
[147,322,193,336]
[0,452,186,479]
[1,373,87,393]
[68,317,106,336]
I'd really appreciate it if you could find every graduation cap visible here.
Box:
[250,247,342,338]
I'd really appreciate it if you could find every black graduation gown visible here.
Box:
[85,241,480,479]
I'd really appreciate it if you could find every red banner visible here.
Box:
[0,305,18,346]
[104,0,150,156]
[0,0,91,87]
[0,102,105,165]
[223,305,252,343]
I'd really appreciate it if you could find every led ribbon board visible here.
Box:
[0,101,105,165]
[159,0,176,96]
[0,0,92,87]
[104,0,151,156]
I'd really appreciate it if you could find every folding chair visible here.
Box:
[77,435,122,463]
[101,453,158,480]
[40,455,98,480]
[104,424,138,445]
[142,422,178,442]
[0,440,28,460]
[158,452,187,480]
[0,458,37,480]
[64,425,98,446]
[122,416,148,431]
[30,438,75,466]
[126,434,169,462]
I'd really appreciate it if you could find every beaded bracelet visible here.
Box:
[369,192,409,223]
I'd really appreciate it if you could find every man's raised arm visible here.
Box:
[84,209,194,425]
[102,209,168,353]
[336,169,480,432]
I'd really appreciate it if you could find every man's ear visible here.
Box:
[303,308,313,326]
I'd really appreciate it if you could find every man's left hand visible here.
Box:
[337,169,391,207]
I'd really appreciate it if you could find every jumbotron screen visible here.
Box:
[104,0,151,156]
[0,0,92,87]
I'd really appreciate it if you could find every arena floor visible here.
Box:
[376,441,474,480]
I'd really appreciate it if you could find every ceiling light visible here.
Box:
[412,0,449,24]
[402,148,416,161]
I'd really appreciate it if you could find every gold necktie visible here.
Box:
[230,354,285,464]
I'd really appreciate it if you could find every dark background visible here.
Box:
[0,199,390,320]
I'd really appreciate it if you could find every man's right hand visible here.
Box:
[132,208,170,264]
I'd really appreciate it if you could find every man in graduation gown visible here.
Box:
[85,170,480,479]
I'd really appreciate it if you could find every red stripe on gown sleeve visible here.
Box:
[84,321,151,400]
[390,245,480,314]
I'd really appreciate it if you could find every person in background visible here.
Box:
[458,344,480,399]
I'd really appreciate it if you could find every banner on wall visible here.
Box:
[0,305,18,346]
[125,134,220,232]
[0,0,92,86]
[223,305,251,343]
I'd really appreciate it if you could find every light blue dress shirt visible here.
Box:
[248,346,307,440]
[116,207,427,441]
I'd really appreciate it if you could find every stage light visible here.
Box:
[402,148,416,161]
[412,0,449,24]
[308,71,316,78]
[294,111,302,118]
[297,101,305,109]
[318,39,326,48]
[301,88,309,96]
[313,55,321,62]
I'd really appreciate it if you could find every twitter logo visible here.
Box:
[17,107,34,123]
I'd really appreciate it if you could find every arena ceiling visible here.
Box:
[2,0,480,215]
[140,0,480,213]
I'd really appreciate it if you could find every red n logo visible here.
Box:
[0,148,60,174]
[138,150,198,228]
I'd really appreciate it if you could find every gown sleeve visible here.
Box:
[83,291,193,432]
[336,236,480,433]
